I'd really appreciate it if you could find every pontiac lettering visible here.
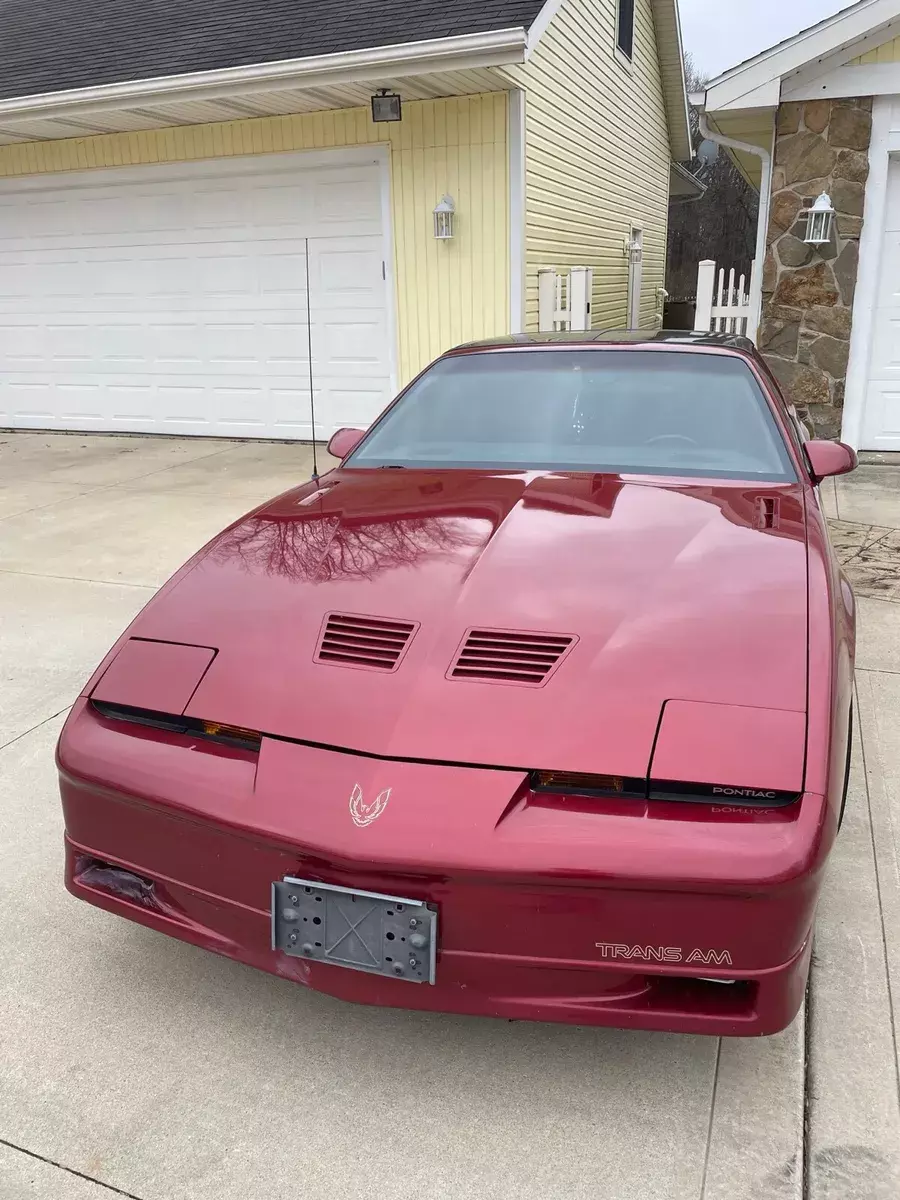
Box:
[712,787,777,799]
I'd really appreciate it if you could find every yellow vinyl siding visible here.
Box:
[502,0,670,329]
[0,94,509,385]
[854,35,900,64]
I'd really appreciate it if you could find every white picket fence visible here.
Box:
[694,259,758,340]
[537,266,593,332]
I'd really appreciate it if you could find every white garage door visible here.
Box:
[0,148,394,439]
[862,156,900,450]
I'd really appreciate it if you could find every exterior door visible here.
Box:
[627,226,644,330]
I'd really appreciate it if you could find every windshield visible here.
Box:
[347,349,797,481]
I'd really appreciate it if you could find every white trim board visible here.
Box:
[0,29,529,123]
[525,0,567,57]
[776,15,900,103]
[703,0,900,113]
[654,0,692,162]
[507,88,526,333]
[784,60,900,102]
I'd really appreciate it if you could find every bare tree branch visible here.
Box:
[666,53,759,301]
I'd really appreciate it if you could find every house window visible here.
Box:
[616,0,635,60]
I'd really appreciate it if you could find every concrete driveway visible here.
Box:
[1,431,899,1200]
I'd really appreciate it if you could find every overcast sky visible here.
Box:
[680,0,852,79]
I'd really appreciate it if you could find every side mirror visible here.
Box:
[805,439,858,482]
[327,427,366,461]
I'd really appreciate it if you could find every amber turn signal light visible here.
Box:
[531,771,646,798]
[91,701,262,753]
[536,771,625,792]
[200,720,262,750]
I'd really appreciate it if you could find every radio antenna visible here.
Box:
[304,238,320,481]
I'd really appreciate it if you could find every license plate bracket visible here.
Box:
[271,877,437,984]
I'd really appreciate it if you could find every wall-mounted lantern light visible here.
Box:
[433,195,455,240]
[371,89,402,122]
[803,192,836,245]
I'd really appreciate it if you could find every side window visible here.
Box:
[616,0,635,60]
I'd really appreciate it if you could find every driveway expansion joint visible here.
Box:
[856,680,900,1111]
[0,1139,147,1200]
[0,707,69,754]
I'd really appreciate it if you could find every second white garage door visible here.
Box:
[0,147,395,439]
[862,155,900,450]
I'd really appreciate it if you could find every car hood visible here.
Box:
[124,469,809,776]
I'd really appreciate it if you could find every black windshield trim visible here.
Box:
[346,459,794,481]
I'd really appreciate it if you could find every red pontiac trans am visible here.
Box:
[58,332,858,1037]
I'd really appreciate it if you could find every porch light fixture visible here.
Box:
[804,192,836,246]
[433,195,455,240]
[371,89,402,122]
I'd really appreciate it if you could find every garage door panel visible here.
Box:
[257,252,308,298]
[2,319,311,375]
[2,375,318,437]
[35,380,106,424]
[310,169,382,228]
[262,322,310,368]
[45,323,93,364]
[0,157,383,225]
[0,151,392,438]
[0,244,312,308]
[189,186,252,230]
[5,380,57,424]
[875,229,900,306]
[0,260,41,301]
[868,310,900,374]
[320,319,388,368]
[315,385,392,434]
[107,384,157,425]
[311,238,385,303]
[864,385,900,443]
[2,322,43,364]
[271,388,316,431]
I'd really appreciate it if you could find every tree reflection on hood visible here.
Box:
[208,512,486,583]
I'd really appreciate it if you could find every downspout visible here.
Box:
[699,111,774,344]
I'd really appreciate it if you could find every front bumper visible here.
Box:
[58,699,833,1036]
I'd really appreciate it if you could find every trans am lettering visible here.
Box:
[595,943,733,966]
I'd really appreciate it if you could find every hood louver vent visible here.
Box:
[758,497,780,529]
[449,628,576,686]
[315,613,417,672]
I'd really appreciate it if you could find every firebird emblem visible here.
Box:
[349,783,391,828]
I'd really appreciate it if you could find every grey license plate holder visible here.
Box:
[271,877,437,984]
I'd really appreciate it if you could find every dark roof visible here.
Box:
[451,331,758,352]
[0,0,545,101]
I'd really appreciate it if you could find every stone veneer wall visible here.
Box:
[760,97,873,437]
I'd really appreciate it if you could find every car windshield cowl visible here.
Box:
[347,349,797,483]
